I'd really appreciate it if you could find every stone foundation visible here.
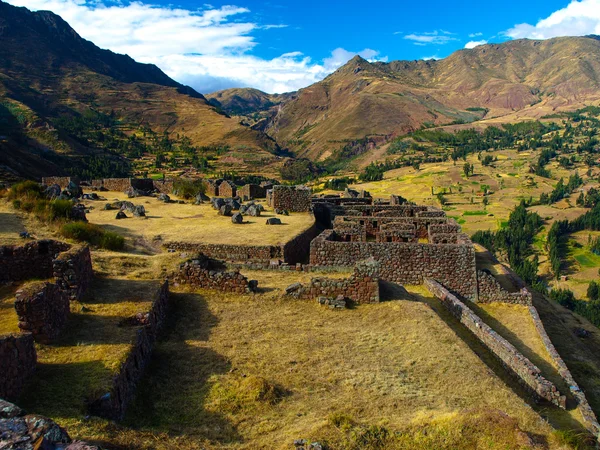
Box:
[89,281,170,421]
[171,256,256,293]
[15,282,70,343]
[286,259,380,304]
[0,333,36,401]
[425,278,566,408]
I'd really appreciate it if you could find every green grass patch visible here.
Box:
[463,210,487,216]
[61,222,125,250]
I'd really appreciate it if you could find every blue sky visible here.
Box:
[6,0,600,93]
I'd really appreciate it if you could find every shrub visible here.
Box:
[61,221,125,250]
[8,180,43,201]
[173,179,206,199]
[49,199,74,220]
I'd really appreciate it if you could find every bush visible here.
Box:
[7,180,43,201]
[61,221,125,250]
[49,199,74,220]
[173,179,206,199]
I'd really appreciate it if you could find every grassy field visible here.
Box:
[83,192,315,246]
[23,265,584,450]
[0,199,26,245]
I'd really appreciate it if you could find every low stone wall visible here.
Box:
[271,185,311,212]
[477,270,532,305]
[171,256,256,293]
[429,222,460,234]
[312,197,373,206]
[164,241,282,263]
[15,282,70,343]
[286,259,380,304]
[41,176,79,188]
[0,240,70,283]
[311,230,478,300]
[53,245,93,301]
[429,233,460,244]
[101,178,135,192]
[425,278,566,408]
[89,281,170,421]
[0,333,36,401]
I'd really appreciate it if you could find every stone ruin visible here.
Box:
[170,254,258,294]
[267,185,312,212]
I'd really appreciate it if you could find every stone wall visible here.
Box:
[271,185,312,212]
[310,230,478,300]
[333,215,447,239]
[14,282,70,343]
[53,245,93,301]
[41,176,79,188]
[171,256,256,293]
[286,259,380,304]
[152,179,174,194]
[89,281,170,421]
[101,178,136,192]
[477,270,532,305]
[203,179,222,196]
[164,241,283,263]
[0,240,70,283]
[425,278,566,408]
[312,197,373,206]
[218,180,237,198]
[0,333,36,401]
[238,184,266,200]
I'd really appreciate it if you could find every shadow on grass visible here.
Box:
[123,292,242,445]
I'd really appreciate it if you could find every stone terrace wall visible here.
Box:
[41,177,79,188]
[477,270,532,305]
[310,230,477,300]
[14,282,70,343]
[0,240,70,283]
[333,215,447,239]
[272,185,312,212]
[287,259,380,304]
[171,257,256,293]
[53,245,93,301]
[89,281,170,421]
[312,197,373,206]
[429,222,461,234]
[164,242,282,263]
[425,278,566,408]
[0,333,36,401]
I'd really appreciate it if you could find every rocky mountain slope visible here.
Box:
[0,1,278,180]
[206,88,293,116]
[255,37,600,161]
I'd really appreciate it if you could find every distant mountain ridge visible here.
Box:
[0,1,278,180]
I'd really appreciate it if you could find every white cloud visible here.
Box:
[464,40,488,49]
[404,30,458,45]
[469,32,483,37]
[421,55,441,60]
[506,0,600,39]
[4,0,385,93]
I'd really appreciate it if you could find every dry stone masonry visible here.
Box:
[171,255,257,293]
[476,270,532,305]
[268,185,312,212]
[0,333,36,401]
[0,240,70,283]
[89,281,170,421]
[425,278,566,408]
[53,245,93,301]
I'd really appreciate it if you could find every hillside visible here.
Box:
[264,37,600,161]
[206,88,294,116]
[0,1,279,181]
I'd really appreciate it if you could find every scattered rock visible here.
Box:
[194,193,204,205]
[44,184,61,199]
[212,198,226,210]
[317,295,346,309]
[133,205,146,217]
[574,327,590,338]
[219,204,233,216]
[103,203,116,211]
[125,186,145,198]
[285,283,302,295]
[231,212,244,224]
[266,218,282,225]
[158,193,171,203]
[247,205,261,217]
[275,208,289,216]
[115,211,127,219]
[19,231,31,239]
[248,280,259,292]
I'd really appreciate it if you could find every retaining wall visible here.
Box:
[311,230,477,300]
[0,240,70,283]
[171,257,256,293]
[0,333,36,401]
[425,278,566,408]
[89,281,170,421]
[14,282,70,343]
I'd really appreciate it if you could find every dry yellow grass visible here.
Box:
[0,284,20,334]
[83,192,315,246]
[44,277,585,449]
[0,200,26,245]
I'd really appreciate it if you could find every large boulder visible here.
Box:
[212,198,226,210]
[247,205,261,217]
[65,180,82,198]
[120,201,135,212]
[266,217,282,225]
[125,186,145,198]
[219,204,232,216]
[44,184,61,199]
[133,205,146,217]
[194,193,204,205]
[116,211,127,219]
[275,209,289,216]
[158,193,171,203]
[231,212,244,224]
